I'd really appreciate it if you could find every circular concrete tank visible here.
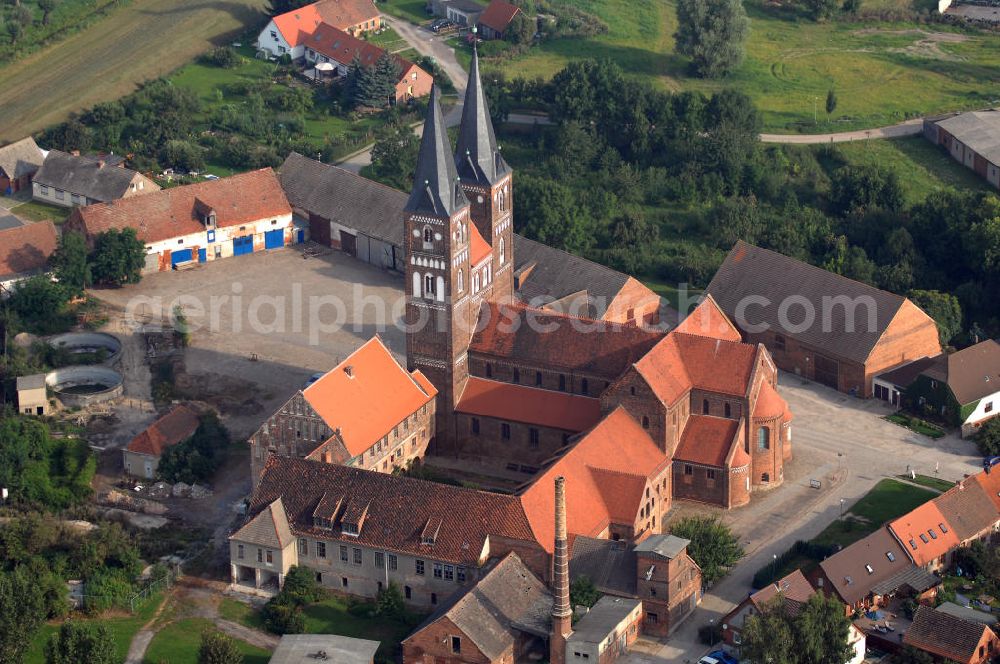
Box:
[47,332,123,364]
[46,366,124,408]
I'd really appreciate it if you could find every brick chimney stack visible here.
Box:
[550,475,572,664]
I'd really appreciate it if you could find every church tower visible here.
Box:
[405,85,475,454]
[454,49,515,301]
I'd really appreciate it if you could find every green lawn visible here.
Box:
[10,200,72,224]
[219,598,266,630]
[897,473,955,492]
[366,26,408,52]
[885,412,947,439]
[25,592,166,664]
[143,618,271,664]
[847,478,938,525]
[816,136,995,206]
[641,277,702,311]
[377,0,431,24]
[485,0,1000,133]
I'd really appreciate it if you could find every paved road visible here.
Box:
[626,374,980,663]
[761,118,925,144]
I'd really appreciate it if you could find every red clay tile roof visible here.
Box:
[70,169,290,244]
[478,0,521,32]
[818,527,911,606]
[888,501,959,567]
[307,23,417,83]
[634,332,759,405]
[456,377,601,432]
[674,415,741,467]
[750,569,815,611]
[246,456,539,566]
[303,336,437,457]
[126,405,200,457]
[0,220,57,278]
[673,295,742,342]
[520,407,668,552]
[469,223,492,266]
[933,477,1000,542]
[470,301,665,379]
[753,381,787,421]
[972,468,1000,512]
[273,0,379,46]
[904,605,997,663]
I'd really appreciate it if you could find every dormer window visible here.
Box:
[939,523,948,533]
[919,534,929,544]
[342,522,359,537]
[421,517,442,545]
[886,552,895,562]
[865,564,874,575]
[928,529,937,540]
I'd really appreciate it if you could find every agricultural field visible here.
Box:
[0,0,270,141]
[483,0,1000,132]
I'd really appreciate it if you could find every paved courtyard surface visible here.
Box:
[627,374,981,663]
[94,246,406,438]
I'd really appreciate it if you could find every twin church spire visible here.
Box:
[405,48,509,216]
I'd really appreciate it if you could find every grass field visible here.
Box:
[24,592,166,664]
[816,136,995,206]
[484,0,1000,132]
[378,0,432,25]
[897,473,955,492]
[10,200,72,224]
[0,0,270,141]
[142,617,270,664]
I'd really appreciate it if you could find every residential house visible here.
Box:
[932,475,1000,547]
[248,335,438,485]
[721,570,866,663]
[269,634,379,664]
[122,405,201,479]
[256,0,382,59]
[0,219,58,294]
[888,500,960,573]
[569,534,702,637]
[428,0,485,25]
[873,356,938,407]
[229,455,547,604]
[899,340,1000,437]
[65,168,297,272]
[705,241,942,397]
[302,24,432,103]
[565,596,643,664]
[401,552,553,663]
[904,605,1000,664]
[477,0,521,40]
[0,136,44,194]
[32,150,158,208]
[16,374,48,416]
[812,527,938,612]
[924,111,1000,189]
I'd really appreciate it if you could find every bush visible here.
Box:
[570,576,601,609]
[261,598,305,634]
[376,582,405,619]
[202,46,243,68]
[975,418,1000,457]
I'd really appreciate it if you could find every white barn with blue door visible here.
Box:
[66,169,302,272]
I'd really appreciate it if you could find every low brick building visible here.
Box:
[0,219,58,294]
[925,111,1000,190]
[706,241,941,398]
[0,136,44,194]
[123,405,201,479]
[565,596,642,664]
[904,605,1000,664]
[249,336,437,485]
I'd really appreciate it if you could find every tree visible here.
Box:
[506,11,535,44]
[45,622,116,664]
[740,601,796,664]
[89,228,146,286]
[570,576,602,609]
[370,53,402,108]
[975,417,1000,457]
[9,275,70,333]
[0,568,46,663]
[674,0,750,78]
[368,123,419,191]
[37,0,59,25]
[803,0,840,20]
[830,165,904,215]
[198,629,243,664]
[6,18,25,46]
[740,592,852,664]
[669,516,743,585]
[376,582,405,619]
[51,231,90,294]
[266,0,310,15]
[826,89,837,115]
[842,0,861,13]
[514,174,594,255]
[889,647,935,664]
[282,565,323,605]
[909,290,962,345]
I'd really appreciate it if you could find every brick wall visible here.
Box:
[672,462,729,507]
[636,552,701,636]
[468,353,611,398]
[601,370,670,453]
[403,615,505,664]
[865,300,941,398]
[453,412,574,468]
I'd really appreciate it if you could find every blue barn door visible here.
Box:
[171,249,193,266]
[198,248,207,263]
[297,229,305,244]
[233,235,254,256]
[264,229,285,250]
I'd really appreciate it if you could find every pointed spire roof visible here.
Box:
[406,85,469,217]
[454,48,510,186]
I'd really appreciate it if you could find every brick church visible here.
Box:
[403,53,793,509]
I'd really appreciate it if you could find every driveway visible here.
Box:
[627,373,980,663]
[760,118,925,144]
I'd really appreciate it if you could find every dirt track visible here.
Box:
[0,0,268,141]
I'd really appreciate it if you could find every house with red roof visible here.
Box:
[478,0,522,40]
[0,219,58,294]
[65,169,297,272]
[123,405,201,479]
[301,23,432,102]
[248,336,438,486]
[257,0,382,59]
